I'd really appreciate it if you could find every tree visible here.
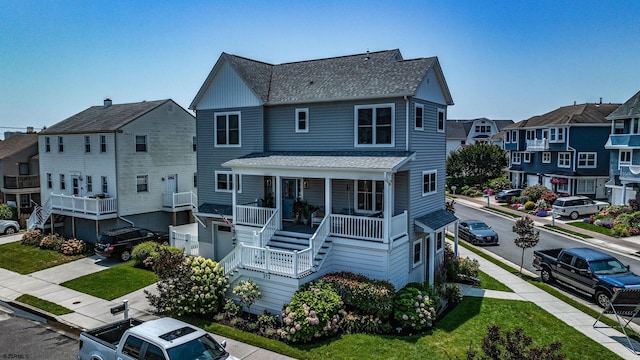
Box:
[446,143,508,188]
[466,325,566,360]
[513,216,540,274]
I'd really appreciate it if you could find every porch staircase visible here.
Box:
[267,230,333,271]
[27,200,52,230]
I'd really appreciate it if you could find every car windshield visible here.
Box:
[469,223,489,230]
[590,259,628,275]
[167,334,227,360]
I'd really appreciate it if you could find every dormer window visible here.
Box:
[355,104,394,147]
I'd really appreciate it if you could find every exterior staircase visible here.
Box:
[27,199,52,230]
[267,230,332,271]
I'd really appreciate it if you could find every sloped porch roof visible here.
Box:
[415,209,458,232]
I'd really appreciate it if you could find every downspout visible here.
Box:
[567,129,577,195]
[404,96,409,151]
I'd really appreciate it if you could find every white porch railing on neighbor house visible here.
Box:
[50,194,117,215]
[170,231,199,256]
[254,209,279,247]
[236,205,276,227]
[163,191,198,210]
[525,139,549,151]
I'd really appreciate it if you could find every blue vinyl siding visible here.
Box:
[568,126,610,175]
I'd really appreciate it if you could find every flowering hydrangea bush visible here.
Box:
[39,234,64,251]
[60,238,86,255]
[21,229,43,246]
[393,285,437,332]
[278,281,345,343]
[321,271,395,319]
[233,278,261,313]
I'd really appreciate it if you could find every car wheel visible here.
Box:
[540,268,554,283]
[570,211,579,220]
[4,227,16,235]
[120,250,132,262]
[595,290,611,308]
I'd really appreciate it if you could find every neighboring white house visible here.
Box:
[445,118,513,157]
[30,99,197,241]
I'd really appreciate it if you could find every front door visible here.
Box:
[282,178,299,221]
[167,174,177,193]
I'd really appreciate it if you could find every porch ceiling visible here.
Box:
[415,209,458,232]
[222,151,416,175]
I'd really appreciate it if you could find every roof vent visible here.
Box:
[104,98,112,108]
[364,49,370,61]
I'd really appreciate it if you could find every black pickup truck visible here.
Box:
[533,247,640,307]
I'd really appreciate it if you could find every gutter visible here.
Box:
[404,96,409,151]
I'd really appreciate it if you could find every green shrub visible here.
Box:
[223,299,242,320]
[279,281,345,343]
[60,238,86,256]
[393,285,437,332]
[512,195,530,205]
[0,204,16,220]
[233,278,261,313]
[535,199,548,210]
[342,311,391,334]
[487,176,511,191]
[458,256,480,278]
[541,190,558,206]
[132,241,161,267]
[524,201,536,211]
[439,283,462,303]
[39,234,64,251]
[321,271,395,319]
[21,229,43,246]
[522,185,550,202]
[612,223,630,237]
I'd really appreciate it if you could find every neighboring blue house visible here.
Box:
[605,90,640,205]
[503,102,619,199]
[189,49,456,314]
[445,118,513,157]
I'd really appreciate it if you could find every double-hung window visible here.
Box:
[60,174,65,190]
[136,175,149,192]
[511,130,518,143]
[422,170,437,196]
[577,179,595,194]
[577,152,597,168]
[355,104,394,146]
[526,130,535,140]
[45,137,51,152]
[46,173,52,189]
[542,152,551,163]
[356,180,383,212]
[511,152,521,164]
[215,171,242,193]
[101,176,108,194]
[295,108,309,133]
[619,150,632,167]
[58,136,64,152]
[415,104,424,130]
[85,135,91,153]
[100,135,107,152]
[523,152,531,163]
[135,135,147,152]
[437,109,445,132]
[86,176,93,192]
[549,128,565,143]
[412,239,423,267]
[558,152,571,168]
[215,112,241,147]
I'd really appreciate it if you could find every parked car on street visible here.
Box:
[458,220,499,245]
[551,196,608,220]
[0,219,19,235]
[494,189,522,203]
[95,227,169,262]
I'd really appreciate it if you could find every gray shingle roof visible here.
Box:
[191,49,453,108]
[415,209,458,231]
[222,151,415,172]
[607,90,640,120]
[503,103,620,129]
[446,118,514,139]
[0,134,38,159]
[42,99,171,134]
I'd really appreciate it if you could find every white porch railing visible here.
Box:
[525,139,549,151]
[236,205,276,227]
[309,215,330,261]
[27,198,52,230]
[242,244,313,277]
[390,211,408,239]
[49,193,117,216]
[329,214,384,241]
[170,230,199,256]
[163,191,197,210]
[254,209,279,248]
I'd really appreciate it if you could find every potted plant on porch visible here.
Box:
[292,198,311,224]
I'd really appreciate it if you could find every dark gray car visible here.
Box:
[458,220,499,245]
[494,189,522,202]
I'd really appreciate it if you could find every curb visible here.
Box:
[3,299,81,339]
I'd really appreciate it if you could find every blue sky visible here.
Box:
[1,1,639,135]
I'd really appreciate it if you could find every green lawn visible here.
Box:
[566,221,615,237]
[61,262,158,300]
[477,270,512,292]
[544,224,592,238]
[0,242,86,274]
[16,294,73,315]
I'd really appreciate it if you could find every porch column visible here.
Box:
[276,176,282,225]
[454,220,459,259]
[324,178,331,214]
[231,173,237,223]
[383,173,391,243]
[428,230,435,285]
[622,183,628,205]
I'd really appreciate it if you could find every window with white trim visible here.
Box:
[632,118,639,134]
[135,135,147,152]
[542,152,551,163]
[557,182,569,193]
[437,109,445,133]
[356,180,384,212]
[511,152,521,165]
[215,171,242,193]
[511,130,518,143]
[505,131,511,143]
[415,104,423,130]
[295,108,309,133]
[436,231,443,251]
[412,239,423,267]
[620,150,632,167]
[355,104,394,146]
[45,137,51,152]
[576,179,595,194]
[100,135,107,153]
[523,152,531,163]
[577,152,597,168]
[136,175,149,192]
[86,175,93,192]
[549,128,566,143]
[558,152,571,168]
[58,136,64,152]
[59,174,65,190]
[46,173,52,189]
[215,112,241,146]
[526,130,535,140]
[101,176,108,194]
[422,170,437,196]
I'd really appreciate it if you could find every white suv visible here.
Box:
[552,196,609,220]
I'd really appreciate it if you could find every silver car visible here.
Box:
[0,219,19,235]
[552,196,608,220]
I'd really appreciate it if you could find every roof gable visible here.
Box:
[42,99,174,134]
[0,134,38,159]
[607,90,640,120]
[504,103,620,129]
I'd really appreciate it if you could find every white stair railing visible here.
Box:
[253,209,279,247]
[27,198,51,230]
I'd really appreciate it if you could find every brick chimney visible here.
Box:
[104,98,112,108]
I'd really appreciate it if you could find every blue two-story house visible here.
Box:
[503,102,619,199]
[189,49,457,314]
[605,90,640,205]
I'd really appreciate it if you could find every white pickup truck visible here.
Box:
[77,317,238,360]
